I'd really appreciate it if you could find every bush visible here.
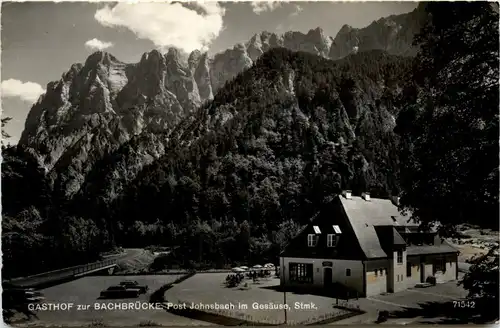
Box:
[376,310,389,323]
[426,276,437,285]
[149,253,184,272]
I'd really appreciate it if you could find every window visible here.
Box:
[346,269,351,276]
[332,225,342,234]
[397,250,403,264]
[434,259,447,274]
[425,234,435,245]
[407,263,412,277]
[313,226,321,234]
[400,274,403,281]
[289,263,313,283]
[307,234,318,247]
[327,234,336,247]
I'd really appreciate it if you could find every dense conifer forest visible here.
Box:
[2,49,412,275]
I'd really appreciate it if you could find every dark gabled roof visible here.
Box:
[375,225,407,252]
[279,220,312,256]
[407,239,458,256]
[392,228,407,246]
[279,200,366,260]
[339,196,458,259]
[339,196,415,258]
[340,196,416,226]
[281,195,458,260]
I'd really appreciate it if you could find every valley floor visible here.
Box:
[7,272,488,327]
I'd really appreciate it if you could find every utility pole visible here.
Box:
[282,257,287,325]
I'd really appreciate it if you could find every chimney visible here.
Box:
[391,196,400,206]
[361,192,371,201]
[342,190,352,199]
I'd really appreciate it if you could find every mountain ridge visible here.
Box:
[17,5,424,199]
[72,49,411,228]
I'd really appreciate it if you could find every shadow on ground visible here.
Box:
[388,299,499,324]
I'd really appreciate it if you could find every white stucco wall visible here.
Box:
[423,263,433,282]
[365,269,387,296]
[280,257,364,294]
[280,255,458,297]
[435,261,457,283]
[403,263,422,288]
[391,250,407,293]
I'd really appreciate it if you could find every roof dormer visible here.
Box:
[327,225,342,247]
[307,233,318,247]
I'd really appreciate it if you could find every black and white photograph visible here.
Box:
[1,0,499,326]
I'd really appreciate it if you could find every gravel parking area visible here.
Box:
[359,281,468,312]
[10,275,212,327]
[410,281,469,299]
[164,273,352,325]
[330,281,471,325]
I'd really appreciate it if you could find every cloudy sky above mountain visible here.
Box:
[1,1,417,144]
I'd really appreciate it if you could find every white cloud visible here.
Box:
[1,79,45,103]
[251,1,283,15]
[85,38,114,51]
[94,2,226,52]
[289,4,303,17]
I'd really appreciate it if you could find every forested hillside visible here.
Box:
[1,5,422,276]
[2,49,412,273]
[2,146,103,278]
[89,49,411,261]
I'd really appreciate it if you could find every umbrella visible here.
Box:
[253,265,263,269]
[264,263,275,268]
[240,266,249,270]
[232,267,245,273]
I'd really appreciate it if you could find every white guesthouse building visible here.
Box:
[279,192,459,297]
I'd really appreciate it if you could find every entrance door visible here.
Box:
[420,263,425,282]
[324,267,333,288]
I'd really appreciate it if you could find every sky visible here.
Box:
[1,1,418,144]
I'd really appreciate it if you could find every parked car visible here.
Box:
[119,280,148,294]
[3,288,44,305]
[100,286,140,299]
[24,290,45,303]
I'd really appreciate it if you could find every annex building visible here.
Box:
[279,191,459,297]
